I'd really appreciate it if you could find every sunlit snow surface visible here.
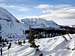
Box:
[1,34,75,56]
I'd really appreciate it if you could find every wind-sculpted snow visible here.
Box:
[1,34,75,56]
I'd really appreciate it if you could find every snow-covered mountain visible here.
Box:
[21,18,60,29]
[0,7,25,39]
[0,7,61,39]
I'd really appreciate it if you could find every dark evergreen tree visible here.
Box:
[39,53,43,56]
[1,48,2,56]
[0,36,2,44]
[0,24,1,31]
[8,43,11,50]
[23,40,25,44]
[18,40,22,45]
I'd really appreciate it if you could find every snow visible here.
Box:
[0,7,25,39]
[21,18,60,29]
[0,34,75,56]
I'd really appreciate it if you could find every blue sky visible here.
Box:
[0,0,75,25]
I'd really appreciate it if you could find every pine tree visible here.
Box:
[39,53,43,56]
[23,40,25,44]
[18,40,22,45]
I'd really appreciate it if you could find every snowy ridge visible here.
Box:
[0,7,25,39]
[21,18,60,29]
[0,7,18,23]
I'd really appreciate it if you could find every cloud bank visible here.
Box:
[35,4,75,20]
[25,4,75,25]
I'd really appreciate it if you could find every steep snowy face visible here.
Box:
[21,18,60,29]
[0,7,25,38]
[0,7,19,23]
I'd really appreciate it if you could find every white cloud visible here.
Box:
[26,4,75,19]
[25,4,75,25]
[36,4,50,10]
[35,4,75,19]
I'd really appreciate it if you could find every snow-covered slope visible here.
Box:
[2,34,75,56]
[0,7,25,39]
[21,18,60,29]
[0,7,19,23]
